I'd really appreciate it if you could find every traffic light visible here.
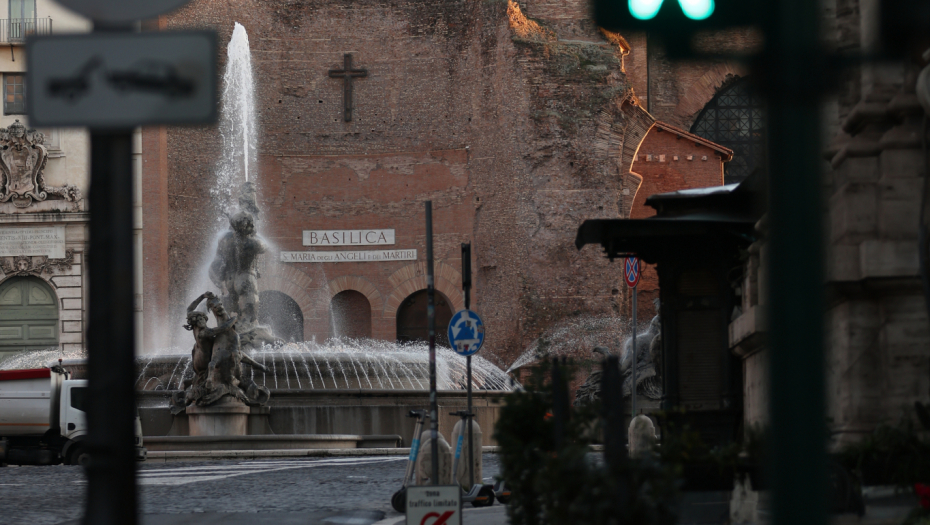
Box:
[593,0,764,57]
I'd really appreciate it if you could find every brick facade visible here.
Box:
[138,0,756,369]
[628,122,731,321]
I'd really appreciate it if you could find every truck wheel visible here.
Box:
[69,446,91,467]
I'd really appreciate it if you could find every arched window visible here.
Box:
[0,276,59,362]
[690,78,766,184]
[396,290,453,347]
[330,290,372,339]
[258,290,304,343]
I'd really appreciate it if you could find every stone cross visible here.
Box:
[328,53,368,122]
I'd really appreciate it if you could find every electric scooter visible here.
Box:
[450,410,495,507]
[391,409,427,513]
[493,479,511,504]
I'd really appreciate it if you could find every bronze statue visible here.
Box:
[171,291,270,413]
[209,209,267,330]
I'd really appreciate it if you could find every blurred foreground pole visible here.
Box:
[425,201,439,485]
[766,0,827,524]
[83,129,138,525]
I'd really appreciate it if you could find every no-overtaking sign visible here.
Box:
[406,485,462,525]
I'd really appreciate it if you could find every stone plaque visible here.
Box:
[303,229,395,247]
[281,249,416,263]
[0,226,65,258]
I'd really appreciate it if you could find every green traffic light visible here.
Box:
[678,0,714,19]
[628,0,663,20]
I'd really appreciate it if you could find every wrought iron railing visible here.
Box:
[0,18,52,43]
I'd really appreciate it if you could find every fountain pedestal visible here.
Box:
[187,397,261,436]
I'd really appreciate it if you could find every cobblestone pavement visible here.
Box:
[0,454,502,525]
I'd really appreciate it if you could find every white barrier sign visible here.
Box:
[406,485,461,525]
[281,249,416,263]
[0,226,65,258]
[302,229,395,247]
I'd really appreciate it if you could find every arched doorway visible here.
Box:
[0,276,59,361]
[258,290,304,343]
[396,290,453,346]
[690,77,766,184]
[330,290,371,339]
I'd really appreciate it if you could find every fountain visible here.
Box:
[0,22,516,452]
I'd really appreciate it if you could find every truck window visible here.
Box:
[70,387,87,412]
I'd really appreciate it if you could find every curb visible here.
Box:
[145,446,502,462]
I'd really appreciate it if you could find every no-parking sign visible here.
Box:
[624,257,640,288]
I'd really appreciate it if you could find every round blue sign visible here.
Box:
[447,309,486,356]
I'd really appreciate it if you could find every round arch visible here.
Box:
[673,61,749,127]
[689,77,766,184]
[395,289,454,346]
[257,290,304,343]
[0,275,59,361]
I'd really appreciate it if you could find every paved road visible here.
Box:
[0,454,504,525]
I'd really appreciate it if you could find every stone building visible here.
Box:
[133,0,763,369]
[0,1,92,363]
[729,0,930,439]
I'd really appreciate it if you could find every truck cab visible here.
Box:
[0,364,146,466]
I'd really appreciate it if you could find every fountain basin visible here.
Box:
[139,389,506,447]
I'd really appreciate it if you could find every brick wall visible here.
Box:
[147,0,654,367]
[628,122,728,321]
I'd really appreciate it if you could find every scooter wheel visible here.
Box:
[471,485,495,507]
[497,491,511,504]
[391,488,407,513]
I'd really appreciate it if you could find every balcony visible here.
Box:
[0,18,51,44]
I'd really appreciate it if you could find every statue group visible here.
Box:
[172,183,280,413]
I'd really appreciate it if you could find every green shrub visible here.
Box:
[495,360,679,525]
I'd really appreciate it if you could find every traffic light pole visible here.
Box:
[764,1,827,524]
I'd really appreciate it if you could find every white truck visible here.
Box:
[0,363,146,466]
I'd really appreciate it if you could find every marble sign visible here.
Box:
[303,229,395,247]
[281,249,416,263]
[0,226,66,258]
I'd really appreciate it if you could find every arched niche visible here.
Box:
[258,290,304,343]
[395,289,453,347]
[330,290,372,339]
[0,276,59,361]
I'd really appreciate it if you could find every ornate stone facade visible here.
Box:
[0,120,80,208]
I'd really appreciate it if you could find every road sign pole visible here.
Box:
[631,283,637,419]
[425,202,438,485]
[83,126,137,524]
[461,243,474,489]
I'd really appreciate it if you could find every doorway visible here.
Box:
[0,276,59,362]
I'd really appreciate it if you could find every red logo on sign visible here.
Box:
[624,257,640,288]
[420,511,456,525]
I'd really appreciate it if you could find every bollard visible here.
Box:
[451,417,483,488]
[416,429,453,485]
[628,414,657,459]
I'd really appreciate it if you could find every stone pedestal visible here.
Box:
[187,399,251,436]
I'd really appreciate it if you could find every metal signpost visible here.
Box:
[448,243,485,491]
[624,257,640,419]
[27,2,216,523]
[424,202,439,486]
